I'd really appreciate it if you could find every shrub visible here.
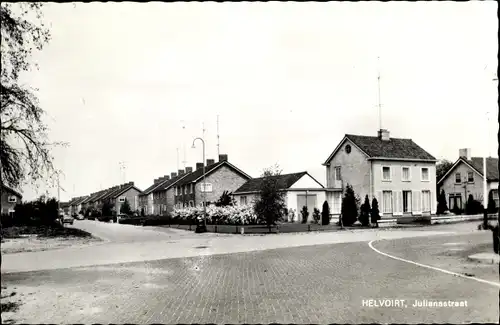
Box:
[465,194,483,215]
[436,189,448,215]
[312,208,321,224]
[321,201,330,225]
[172,205,259,225]
[487,191,497,214]
[215,191,236,207]
[300,206,309,224]
[341,184,358,226]
[359,195,371,227]
[371,198,380,225]
[120,198,133,215]
[101,201,113,217]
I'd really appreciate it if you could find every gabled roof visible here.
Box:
[1,184,23,198]
[71,196,88,205]
[233,172,311,194]
[438,157,499,184]
[152,173,190,193]
[323,134,436,165]
[139,177,173,196]
[174,161,251,187]
[86,190,107,204]
[109,183,142,199]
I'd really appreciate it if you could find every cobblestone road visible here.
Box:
[2,232,497,324]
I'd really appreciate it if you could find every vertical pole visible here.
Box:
[483,156,488,228]
[217,115,220,157]
[377,56,382,131]
[203,139,206,230]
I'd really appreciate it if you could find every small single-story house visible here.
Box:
[232,171,327,223]
[437,148,499,210]
[1,184,23,216]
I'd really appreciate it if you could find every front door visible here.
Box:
[403,191,412,214]
[297,194,317,223]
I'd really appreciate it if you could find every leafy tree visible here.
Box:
[371,198,380,226]
[436,159,454,182]
[300,206,309,224]
[215,190,236,207]
[341,184,358,226]
[253,164,287,231]
[312,208,321,224]
[436,189,448,215]
[1,3,66,189]
[101,201,113,217]
[487,191,497,214]
[359,195,371,226]
[120,198,132,215]
[321,201,330,225]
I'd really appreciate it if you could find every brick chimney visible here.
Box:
[377,129,390,141]
[164,175,170,181]
[171,172,177,178]
[219,154,228,162]
[185,167,193,174]
[206,159,215,166]
[153,178,159,184]
[459,148,471,160]
[178,169,185,176]
[196,162,204,170]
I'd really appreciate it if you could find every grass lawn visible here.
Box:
[1,224,101,254]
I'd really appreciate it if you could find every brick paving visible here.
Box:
[2,234,498,324]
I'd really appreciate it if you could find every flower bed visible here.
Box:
[171,205,261,225]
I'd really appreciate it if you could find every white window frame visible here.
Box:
[334,166,342,181]
[401,166,411,182]
[382,166,392,181]
[118,197,125,203]
[467,172,474,183]
[455,173,461,184]
[382,190,393,213]
[8,196,17,203]
[200,183,213,193]
[240,196,247,205]
[421,167,430,182]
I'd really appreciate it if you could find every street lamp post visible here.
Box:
[192,137,207,233]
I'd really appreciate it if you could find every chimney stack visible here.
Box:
[164,175,170,181]
[196,162,204,170]
[219,154,228,162]
[377,129,390,141]
[185,167,193,174]
[207,159,215,166]
[459,148,471,160]
[178,169,185,176]
[171,172,177,178]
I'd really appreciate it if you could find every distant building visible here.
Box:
[437,148,499,210]
[1,184,23,216]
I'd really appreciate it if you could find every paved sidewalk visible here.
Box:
[2,229,455,273]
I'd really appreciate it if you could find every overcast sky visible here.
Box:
[18,2,498,201]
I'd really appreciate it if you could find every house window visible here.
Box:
[455,173,461,183]
[8,196,17,203]
[402,167,410,181]
[382,191,393,213]
[184,186,187,194]
[189,200,194,207]
[403,191,412,213]
[200,183,213,193]
[467,172,474,183]
[421,168,429,181]
[382,167,391,181]
[492,190,499,207]
[240,196,247,205]
[190,184,193,194]
[119,197,125,203]
[334,167,341,180]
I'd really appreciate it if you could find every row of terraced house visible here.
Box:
[67,128,498,221]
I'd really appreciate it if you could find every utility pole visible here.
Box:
[181,120,187,169]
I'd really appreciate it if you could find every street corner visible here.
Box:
[468,252,500,265]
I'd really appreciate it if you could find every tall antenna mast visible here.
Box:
[217,115,220,156]
[377,56,382,130]
[181,120,187,169]
[176,148,179,171]
[202,122,206,140]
